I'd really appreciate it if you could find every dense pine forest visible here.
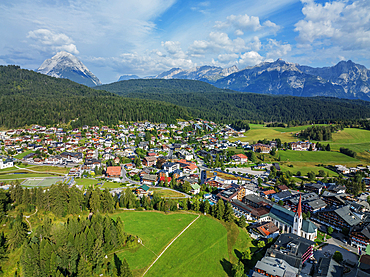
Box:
[97,79,370,123]
[3,65,370,129]
[0,66,191,128]
[0,182,238,276]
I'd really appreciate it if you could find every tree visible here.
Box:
[231,260,245,277]
[7,214,28,250]
[257,240,265,248]
[318,170,326,177]
[223,202,234,222]
[327,226,333,235]
[333,251,343,263]
[203,200,210,214]
[325,144,331,151]
[341,227,349,236]
[278,200,284,206]
[250,152,258,164]
[237,215,247,228]
[192,199,200,212]
[77,257,92,277]
[307,171,316,181]
[89,190,101,212]
[215,200,225,221]
[241,248,251,261]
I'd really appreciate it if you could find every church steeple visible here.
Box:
[293,194,303,236]
[297,194,302,218]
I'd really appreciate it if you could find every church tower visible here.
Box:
[293,194,303,236]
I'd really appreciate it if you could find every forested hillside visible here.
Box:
[0,66,191,128]
[97,79,370,123]
[3,65,370,129]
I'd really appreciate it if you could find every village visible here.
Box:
[1,119,370,277]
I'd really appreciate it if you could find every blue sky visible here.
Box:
[1,0,370,83]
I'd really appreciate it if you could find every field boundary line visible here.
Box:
[142,214,200,277]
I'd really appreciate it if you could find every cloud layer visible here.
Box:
[1,0,369,82]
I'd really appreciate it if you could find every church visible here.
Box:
[263,195,318,241]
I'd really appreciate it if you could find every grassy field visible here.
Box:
[146,215,229,277]
[149,188,186,198]
[146,216,253,277]
[279,150,359,163]
[229,124,370,173]
[14,150,34,159]
[229,124,320,143]
[110,211,253,277]
[25,165,70,174]
[206,170,251,181]
[102,181,126,188]
[0,173,53,180]
[74,178,102,188]
[320,128,370,163]
[111,211,198,276]
[277,150,360,176]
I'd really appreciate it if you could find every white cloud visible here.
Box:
[27,29,79,54]
[295,0,370,50]
[217,53,239,63]
[265,39,292,59]
[215,14,262,31]
[248,36,262,51]
[235,30,244,36]
[238,51,264,67]
[161,41,186,59]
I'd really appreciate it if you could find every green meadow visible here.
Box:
[111,211,252,277]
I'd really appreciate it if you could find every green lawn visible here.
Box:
[74,178,102,188]
[102,181,126,188]
[110,212,251,277]
[111,211,198,276]
[0,173,53,180]
[278,150,360,176]
[318,128,370,163]
[230,124,327,143]
[146,215,229,277]
[14,150,34,159]
[279,150,359,163]
[149,188,186,198]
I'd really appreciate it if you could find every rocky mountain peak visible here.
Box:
[37,51,101,87]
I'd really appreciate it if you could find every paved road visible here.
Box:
[120,166,140,185]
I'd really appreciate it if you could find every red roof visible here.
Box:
[262,190,276,196]
[106,166,121,176]
[159,176,171,183]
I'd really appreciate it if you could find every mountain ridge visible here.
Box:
[149,59,370,101]
[37,51,102,87]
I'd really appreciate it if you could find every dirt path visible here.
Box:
[142,214,200,277]
[23,207,38,232]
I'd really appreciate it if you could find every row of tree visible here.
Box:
[299,125,343,141]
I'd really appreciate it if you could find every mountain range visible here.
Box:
[152,59,370,101]
[36,51,370,101]
[37,51,101,87]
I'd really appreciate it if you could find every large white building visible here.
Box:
[0,157,13,169]
[265,195,318,241]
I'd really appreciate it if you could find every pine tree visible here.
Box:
[216,200,225,220]
[223,202,233,222]
[77,256,92,277]
[7,214,28,250]
[89,190,101,212]
[203,200,210,214]
[120,257,133,277]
